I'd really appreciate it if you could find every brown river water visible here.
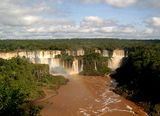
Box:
[36,75,148,116]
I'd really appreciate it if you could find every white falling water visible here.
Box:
[108,50,125,70]
[0,49,126,73]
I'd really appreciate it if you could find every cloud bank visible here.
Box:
[0,0,160,39]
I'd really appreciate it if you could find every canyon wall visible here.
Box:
[0,49,126,74]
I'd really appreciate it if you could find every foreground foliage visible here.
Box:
[0,58,68,116]
[111,48,160,116]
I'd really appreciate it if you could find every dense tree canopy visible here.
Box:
[0,39,160,52]
[1,39,160,115]
[111,48,160,116]
[81,53,111,76]
[0,58,67,116]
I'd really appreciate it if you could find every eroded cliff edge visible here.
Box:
[0,49,126,74]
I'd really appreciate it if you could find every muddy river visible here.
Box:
[37,75,148,116]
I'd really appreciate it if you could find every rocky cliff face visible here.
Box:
[66,49,85,56]
[0,50,83,74]
[0,49,125,74]
[0,50,61,59]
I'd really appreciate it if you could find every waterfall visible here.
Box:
[95,62,97,71]
[71,59,79,74]
[0,49,126,73]
[79,60,83,72]
[108,50,125,70]
[49,58,67,74]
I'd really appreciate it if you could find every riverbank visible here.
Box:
[35,74,148,116]
[112,83,154,115]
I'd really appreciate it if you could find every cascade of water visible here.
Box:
[79,60,84,72]
[95,61,97,71]
[71,59,79,74]
[0,49,126,74]
[48,58,67,74]
[108,50,125,70]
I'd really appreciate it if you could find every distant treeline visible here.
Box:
[0,39,160,52]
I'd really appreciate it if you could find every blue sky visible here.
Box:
[0,0,160,39]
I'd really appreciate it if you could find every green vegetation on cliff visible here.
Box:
[0,57,68,116]
[81,53,111,76]
[56,53,74,62]
[111,48,160,116]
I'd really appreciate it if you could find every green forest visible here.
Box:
[0,39,160,116]
[81,53,111,76]
[0,39,160,52]
[0,57,68,116]
[111,48,160,116]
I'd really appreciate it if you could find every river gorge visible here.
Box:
[0,49,148,116]
[36,74,148,116]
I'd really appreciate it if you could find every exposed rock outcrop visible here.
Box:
[0,49,126,74]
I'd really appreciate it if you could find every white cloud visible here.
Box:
[0,1,62,26]
[83,16,103,22]
[104,0,136,8]
[137,0,160,9]
[145,28,153,34]
[100,27,115,32]
[145,17,160,28]
[2,16,138,39]
[68,0,136,8]
[68,0,160,9]
[0,0,159,39]
[142,17,160,38]
[69,0,102,4]
[121,27,136,33]
[80,16,117,27]
[23,16,42,25]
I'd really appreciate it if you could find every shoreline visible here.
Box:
[107,75,149,116]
